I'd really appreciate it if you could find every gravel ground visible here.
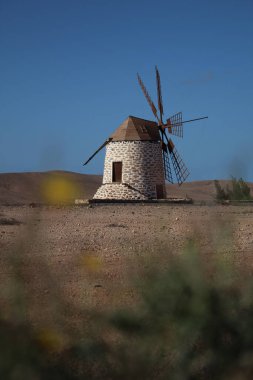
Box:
[0,204,253,320]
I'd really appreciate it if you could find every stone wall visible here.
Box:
[93,183,147,200]
[93,141,166,200]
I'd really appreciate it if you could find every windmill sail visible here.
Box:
[83,138,112,165]
[137,73,160,123]
[163,150,173,183]
[155,66,164,123]
[167,139,189,185]
[167,112,183,138]
[136,66,207,186]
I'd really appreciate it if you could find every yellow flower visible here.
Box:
[81,255,102,272]
[41,173,79,204]
[36,328,66,352]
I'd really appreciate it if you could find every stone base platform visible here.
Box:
[89,198,193,204]
[93,183,148,201]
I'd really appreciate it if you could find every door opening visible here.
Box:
[156,184,164,199]
[112,162,122,183]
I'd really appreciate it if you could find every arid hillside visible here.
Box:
[0,171,102,205]
[0,171,252,205]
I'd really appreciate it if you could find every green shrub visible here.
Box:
[214,180,227,201]
[214,177,252,201]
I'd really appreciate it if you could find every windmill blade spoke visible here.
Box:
[165,115,208,137]
[167,112,183,138]
[137,73,159,123]
[155,66,164,123]
[168,139,189,185]
[180,116,208,124]
[83,138,112,165]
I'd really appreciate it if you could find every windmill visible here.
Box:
[83,67,207,200]
[137,67,208,185]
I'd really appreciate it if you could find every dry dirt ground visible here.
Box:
[1,203,253,322]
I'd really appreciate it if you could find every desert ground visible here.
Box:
[1,201,253,317]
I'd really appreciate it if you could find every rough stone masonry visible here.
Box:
[93,141,166,200]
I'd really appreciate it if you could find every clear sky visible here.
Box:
[1,0,253,181]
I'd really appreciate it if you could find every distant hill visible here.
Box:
[166,180,220,201]
[0,171,102,205]
[0,171,252,205]
[167,180,253,202]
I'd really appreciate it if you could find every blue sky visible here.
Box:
[1,0,253,181]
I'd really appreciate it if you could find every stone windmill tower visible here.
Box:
[83,67,207,201]
[93,116,166,200]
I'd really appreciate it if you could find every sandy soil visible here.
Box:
[1,204,253,321]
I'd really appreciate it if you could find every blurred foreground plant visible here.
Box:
[1,240,253,379]
[41,172,81,204]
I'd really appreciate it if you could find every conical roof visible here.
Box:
[110,116,160,142]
